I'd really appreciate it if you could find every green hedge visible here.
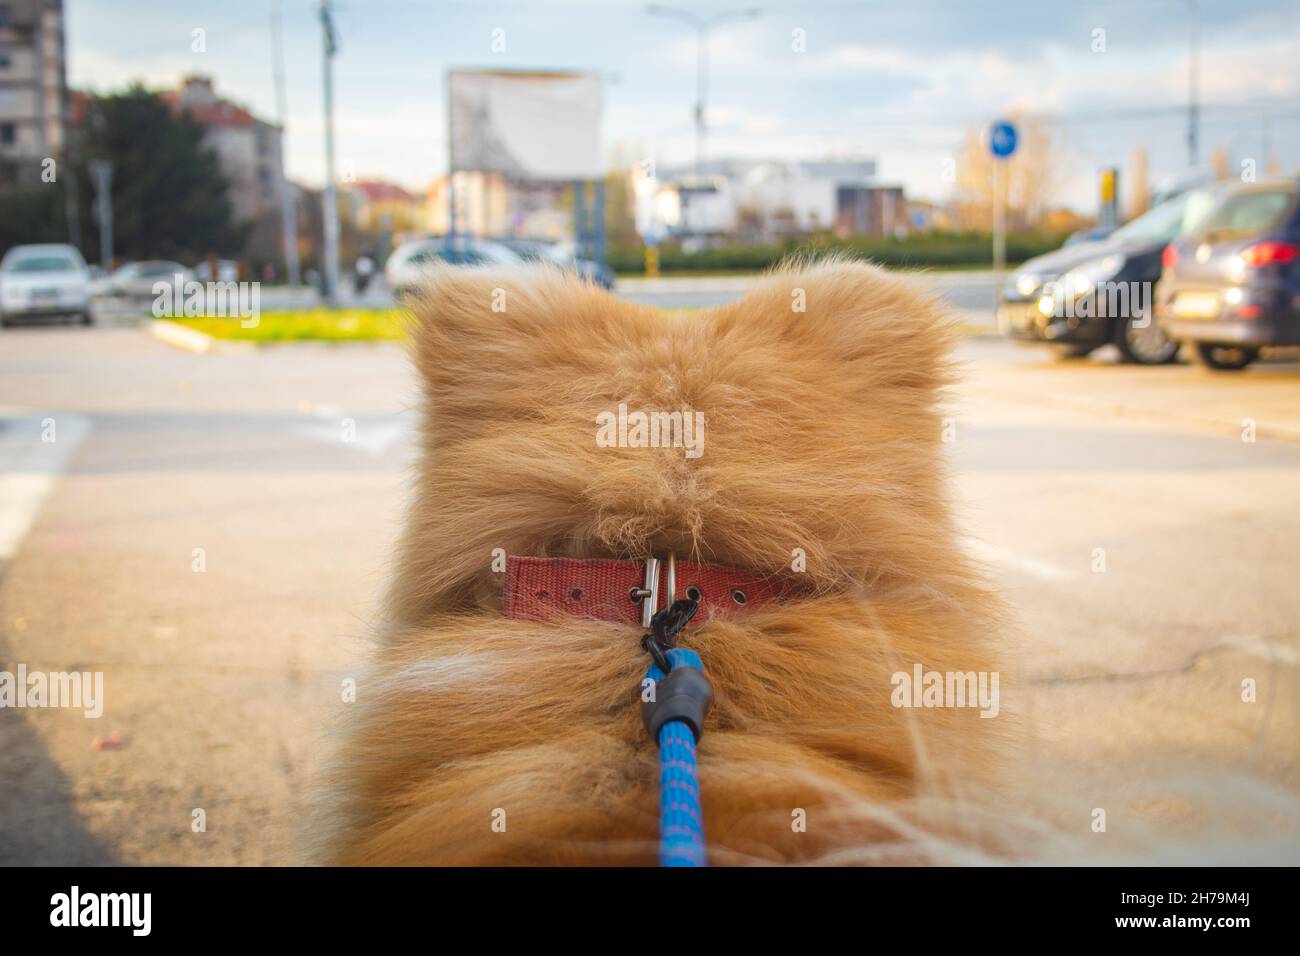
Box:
[609,231,1067,275]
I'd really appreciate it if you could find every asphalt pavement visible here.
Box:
[1,302,1297,864]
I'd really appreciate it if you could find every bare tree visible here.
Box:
[952,112,1057,231]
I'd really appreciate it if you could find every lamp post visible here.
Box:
[319,0,340,303]
[645,4,760,182]
[271,0,301,287]
[1186,0,1199,168]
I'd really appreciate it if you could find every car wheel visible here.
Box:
[1193,342,1258,371]
[1054,343,1096,360]
[79,311,93,326]
[1114,314,1179,365]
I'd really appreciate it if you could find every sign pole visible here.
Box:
[993,159,1005,313]
[987,119,1018,314]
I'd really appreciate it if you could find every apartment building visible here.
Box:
[0,0,67,185]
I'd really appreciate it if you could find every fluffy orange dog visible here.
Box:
[317,258,1010,865]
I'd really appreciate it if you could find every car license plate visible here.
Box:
[1172,291,1220,319]
[31,288,59,301]
[997,304,1037,330]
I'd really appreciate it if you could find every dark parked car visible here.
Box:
[1156,179,1300,370]
[1062,225,1116,247]
[999,187,1219,363]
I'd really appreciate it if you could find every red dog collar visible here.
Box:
[503,555,789,627]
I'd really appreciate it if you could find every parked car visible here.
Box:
[384,237,522,296]
[999,187,1220,363]
[1156,179,1300,371]
[1062,225,1116,247]
[105,260,195,299]
[0,243,93,326]
[493,237,616,289]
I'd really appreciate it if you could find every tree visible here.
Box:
[952,112,1057,231]
[0,182,70,254]
[71,86,244,263]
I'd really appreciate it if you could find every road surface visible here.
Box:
[0,320,1296,864]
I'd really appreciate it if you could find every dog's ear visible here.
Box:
[708,257,957,399]
[405,263,637,445]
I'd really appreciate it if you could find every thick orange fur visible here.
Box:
[315,258,1013,865]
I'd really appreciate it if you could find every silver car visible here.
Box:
[0,244,93,326]
[384,237,522,297]
[106,260,195,300]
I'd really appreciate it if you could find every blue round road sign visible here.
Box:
[989,120,1018,158]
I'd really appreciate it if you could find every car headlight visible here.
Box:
[1059,254,1125,298]
[1007,273,1040,298]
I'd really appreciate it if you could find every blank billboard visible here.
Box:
[448,69,602,181]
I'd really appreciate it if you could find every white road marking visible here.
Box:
[0,412,92,560]
[294,411,411,457]
[961,535,1077,582]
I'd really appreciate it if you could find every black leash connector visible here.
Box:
[642,667,713,745]
[640,597,713,745]
[639,596,697,673]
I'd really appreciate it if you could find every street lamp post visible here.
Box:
[319,0,341,304]
[271,0,301,288]
[89,160,113,271]
[645,4,760,182]
[1187,0,1199,168]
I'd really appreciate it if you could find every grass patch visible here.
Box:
[173,308,407,342]
[168,302,995,345]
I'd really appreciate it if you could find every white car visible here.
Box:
[0,244,93,326]
[384,237,521,296]
[106,260,195,299]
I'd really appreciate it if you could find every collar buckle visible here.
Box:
[631,556,660,629]
[630,553,679,629]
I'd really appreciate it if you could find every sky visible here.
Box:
[67,0,1300,213]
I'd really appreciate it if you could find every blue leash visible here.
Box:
[645,648,708,866]
[641,600,714,867]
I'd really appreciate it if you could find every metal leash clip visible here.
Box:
[638,553,699,673]
[639,551,711,747]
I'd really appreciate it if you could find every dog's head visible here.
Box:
[389,257,964,627]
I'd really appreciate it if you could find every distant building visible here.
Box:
[0,0,68,185]
[346,179,422,235]
[161,75,285,257]
[641,158,910,242]
[835,184,905,237]
[427,171,508,237]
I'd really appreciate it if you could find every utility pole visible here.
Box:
[319,0,340,304]
[272,0,301,287]
[1187,0,1199,167]
[646,5,760,182]
[89,160,113,270]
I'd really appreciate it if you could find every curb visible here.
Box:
[149,319,216,354]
